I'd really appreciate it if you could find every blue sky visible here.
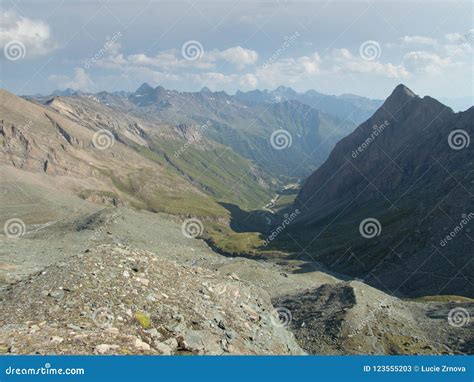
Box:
[1,0,473,106]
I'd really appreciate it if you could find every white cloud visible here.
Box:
[97,45,258,72]
[210,46,258,69]
[49,68,94,91]
[45,29,471,94]
[0,10,56,57]
[400,35,438,46]
[238,73,258,88]
[383,29,473,77]
[324,48,409,78]
[403,51,451,75]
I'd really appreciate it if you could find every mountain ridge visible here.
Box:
[280,84,473,298]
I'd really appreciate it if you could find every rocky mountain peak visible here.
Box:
[390,84,417,99]
[378,84,418,114]
[135,82,154,94]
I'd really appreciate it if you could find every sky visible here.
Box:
[0,0,473,107]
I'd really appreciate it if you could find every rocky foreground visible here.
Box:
[0,207,472,355]
[0,245,303,355]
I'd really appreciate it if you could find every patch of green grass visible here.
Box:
[110,170,227,218]
[206,223,264,255]
[77,189,121,200]
[272,194,296,211]
[147,137,275,210]
[134,311,152,329]
[412,295,474,303]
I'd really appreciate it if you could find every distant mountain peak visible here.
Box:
[379,84,420,113]
[390,84,417,100]
[136,82,153,93]
[275,85,291,92]
[200,86,212,93]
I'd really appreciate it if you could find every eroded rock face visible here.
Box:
[291,85,473,297]
[0,245,304,355]
[273,281,474,355]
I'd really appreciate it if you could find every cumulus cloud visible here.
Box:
[209,46,258,69]
[49,68,94,91]
[45,28,472,94]
[381,29,472,76]
[328,48,409,78]
[403,51,450,75]
[0,10,56,57]
[97,45,258,72]
[400,35,438,46]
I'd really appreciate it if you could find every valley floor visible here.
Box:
[1,203,472,355]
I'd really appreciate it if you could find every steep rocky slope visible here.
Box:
[284,85,473,297]
[33,84,356,181]
[0,245,303,355]
[1,204,471,355]
[44,94,274,210]
[2,84,471,355]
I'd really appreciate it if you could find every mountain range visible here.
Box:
[1,83,472,355]
[29,84,366,182]
[283,85,473,297]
